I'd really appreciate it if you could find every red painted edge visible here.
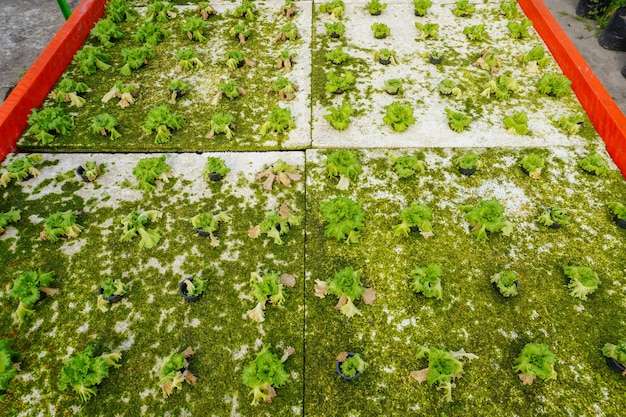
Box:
[0,0,107,161]
[518,0,626,177]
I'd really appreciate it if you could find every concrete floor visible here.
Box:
[0,0,624,114]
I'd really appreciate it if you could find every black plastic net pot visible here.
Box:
[576,0,611,19]
[598,7,626,51]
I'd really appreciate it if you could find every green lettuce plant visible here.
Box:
[338,352,367,378]
[212,80,247,104]
[513,343,557,385]
[97,278,128,312]
[202,156,230,181]
[243,345,294,405]
[260,106,295,136]
[385,78,403,95]
[133,22,171,46]
[325,22,346,38]
[366,0,387,15]
[230,24,251,45]
[602,341,626,367]
[463,24,486,41]
[8,269,57,327]
[248,204,302,245]
[375,48,398,65]
[105,0,137,22]
[491,270,519,297]
[415,22,439,40]
[608,202,626,221]
[77,161,103,182]
[27,106,74,144]
[146,1,177,22]
[481,74,519,100]
[537,73,571,98]
[0,208,20,235]
[175,48,203,71]
[371,23,390,39]
[0,339,18,401]
[133,156,173,192]
[519,45,550,72]
[273,23,300,43]
[190,211,231,246]
[90,19,123,48]
[394,204,433,238]
[320,197,365,244]
[579,152,609,176]
[564,265,600,300]
[256,160,302,190]
[413,0,432,16]
[246,271,296,322]
[384,102,415,132]
[197,2,218,20]
[225,50,255,71]
[508,19,533,39]
[325,100,354,130]
[453,0,475,17]
[445,108,471,132]
[40,211,82,242]
[180,276,208,298]
[391,154,427,178]
[101,81,139,108]
[314,267,376,318]
[50,77,90,108]
[73,46,111,75]
[319,0,345,19]
[410,345,478,402]
[557,113,585,135]
[325,70,356,94]
[181,17,207,42]
[159,347,196,398]
[500,0,520,19]
[438,79,462,99]
[119,46,154,76]
[282,0,298,18]
[454,152,481,173]
[519,152,545,179]
[0,155,42,187]
[326,46,349,65]
[409,263,442,299]
[206,113,236,139]
[234,0,257,20]
[58,346,121,402]
[168,80,191,103]
[116,209,162,249]
[537,207,569,228]
[89,113,121,140]
[503,111,529,135]
[142,105,184,144]
[325,149,362,190]
[460,198,513,241]
[276,50,295,72]
[268,77,299,101]
[473,49,502,74]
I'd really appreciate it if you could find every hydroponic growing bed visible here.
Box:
[1,1,625,416]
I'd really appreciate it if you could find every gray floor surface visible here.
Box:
[0,0,624,114]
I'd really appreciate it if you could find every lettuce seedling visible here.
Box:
[315,267,375,318]
[268,77,299,101]
[175,48,203,72]
[319,0,345,19]
[132,22,171,46]
[390,154,427,178]
[326,149,362,190]
[503,111,529,135]
[206,112,236,139]
[276,50,295,72]
[500,0,520,18]
[105,0,137,22]
[197,1,218,20]
[394,204,434,238]
[385,78,403,95]
[366,0,387,15]
[463,24,486,41]
[513,343,557,385]
[181,17,208,42]
[453,0,475,17]
[273,23,300,43]
[320,197,365,244]
[336,352,367,379]
[58,346,121,402]
[375,48,398,65]
[481,74,519,100]
[190,211,231,246]
[119,46,154,76]
[77,161,103,182]
[0,155,42,188]
[602,341,626,367]
[146,1,177,22]
[413,0,432,16]
[556,112,584,135]
[325,21,346,38]
[230,24,251,45]
[248,204,302,245]
[180,276,208,298]
[168,80,191,103]
[142,105,184,144]
[454,152,481,174]
[519,152,545,179]
[508,19,533,39]
[537,73,571,98]
[409,263,442,298]
[282,0,298,19]
[247,271,296,322]
[101,81,139,108]
[537,207,569,228]
[371,23,391,39]
[259,106,295,136]
[579,152,609,176]
[90,19,123,48]
[234,0,257,20]
[415,22,439,40]
[225,50,256,71]
[0,339,18,400]
[445,108,471,132]
[608,202,626,221]
[472,49,502,74]
[27,106,74,144]
[97,278,128,312]
[212,80,247,104]
[159,347,197,398]
[0,208,20,235]
[116,209,162,249]
[438,79,462,99]
[325,46,349,65]
[325,70,356,94]
[491,270,519,297]
[73,45,111,75]
[384,102,415,132]
[460,198,513,240]
[243,345,294,405]
[8,268,58,327]
[411,345,478,402]
[49,77,90,107]
[89,113,121,140]
[519,45,550,72]
[564,265,600,300]
[202,156,230,181]
[256,160,302,190]
[325,100,354,131]
[40,211,83,242]
[133,156,173,192]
